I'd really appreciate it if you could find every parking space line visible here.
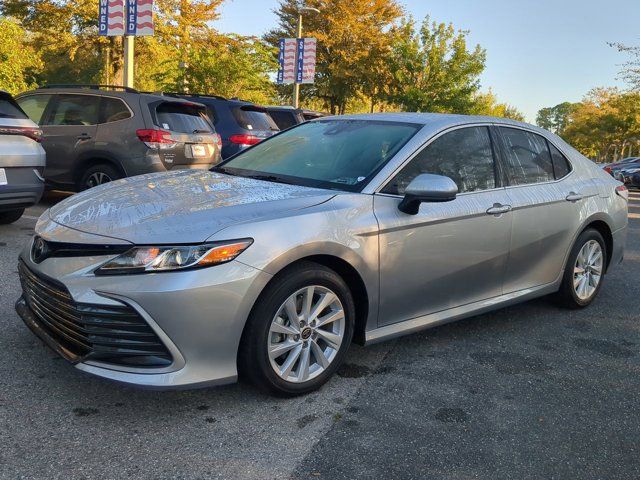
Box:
[629,213,640,219]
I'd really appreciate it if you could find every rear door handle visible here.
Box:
[77,133,92,140]
[566,192,584,202]
[486,203,512,215]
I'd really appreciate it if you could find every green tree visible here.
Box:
[536,102,576,134]
[387,16,486,114]
[469,91,525,121]
[266,0,405,113]
[609,41,640,91]
[562,88,640,161]
[0,17,42,93]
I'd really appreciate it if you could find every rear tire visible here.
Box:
[554,228,607,309]
[238,262,355,396]
[78,163,121,191]
[0,209,25,224]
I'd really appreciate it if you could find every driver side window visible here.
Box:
[382,126,497,195]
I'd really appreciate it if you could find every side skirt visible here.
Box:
[364,283,559,345]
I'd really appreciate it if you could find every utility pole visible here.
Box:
[293,13,303,108]
[123,35,135,88]
[292,5,319,108]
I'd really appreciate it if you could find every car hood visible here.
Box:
[48,170,335,244]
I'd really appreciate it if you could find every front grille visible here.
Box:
[18,260,172,368]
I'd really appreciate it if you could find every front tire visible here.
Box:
[0,209,25,224]
[239,262,355,396]
[555,228,607,308]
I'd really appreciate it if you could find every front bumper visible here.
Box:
[16,240,272,389]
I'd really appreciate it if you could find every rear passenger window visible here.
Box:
[382,126,497,195]
[548,142,572,179]
[16,94,52,124]
[100,97,131,123]
[48,95,100,126]
[500,127,554,185]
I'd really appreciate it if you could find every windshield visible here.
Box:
[217,120,421,191]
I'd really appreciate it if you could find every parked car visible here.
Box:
[0,91,46,224]
[630,172,640,189]
[15,114,628,396]
[301,109,328,121]
[16,85,221,191]
[603,157,639,176]
[264,106,306,130]
[174,94,279,159]
[619,165,640,186]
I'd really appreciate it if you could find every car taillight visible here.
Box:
[214,133,222,150]
[136,129,176,149]
[604,166,612,174]
[228,134,262,146]
[615,185,629,201]
[0,126,42,142]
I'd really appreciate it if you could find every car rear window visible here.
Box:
[232,105,278,131]
[268,110,299,130]
[154,102,213,134]
[0,97,29,120]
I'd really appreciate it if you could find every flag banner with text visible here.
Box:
[99,0,125,36]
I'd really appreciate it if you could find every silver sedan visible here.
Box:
[15,114,628,395]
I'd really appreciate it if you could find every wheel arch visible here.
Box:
[246,248,375,346]
[72,154,127,187]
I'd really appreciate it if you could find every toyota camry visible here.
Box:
[15,114,628,395]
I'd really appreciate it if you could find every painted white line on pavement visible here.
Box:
[21,215,39,220]
[629,213,640,219]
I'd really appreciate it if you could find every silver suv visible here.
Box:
[16,85,221,191]
[0,91,46,224]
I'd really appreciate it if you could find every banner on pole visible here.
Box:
[99,0,125,36]
[126,0,154,36]
[297,38,316,84]
[277,38,297,84]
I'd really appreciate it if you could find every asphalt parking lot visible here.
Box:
[1,190,639,480]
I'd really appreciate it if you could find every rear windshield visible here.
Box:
[0,97,28,119]
[268,110,301,130]
[154,102,213,134]
[232,106,278,131]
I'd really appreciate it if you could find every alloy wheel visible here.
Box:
[86,172,113,188]
[267,285,345,383]
[573,240,603,300]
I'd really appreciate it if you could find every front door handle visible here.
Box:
[486,203,512,215]
[77,133,92,140]
[566,192,584,202]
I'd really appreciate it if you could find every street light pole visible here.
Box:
[292,5,319,109]
[292,13,303,108]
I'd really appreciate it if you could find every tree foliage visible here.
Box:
[0,17,42,94]
[609,41,640,91]
[536,102,576,134]
[387,17,486,114]
[2,0,521,120]
[554,88,640,161]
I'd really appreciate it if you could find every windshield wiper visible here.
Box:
[245,174,295,185]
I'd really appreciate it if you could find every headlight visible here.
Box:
[95,239,253,275]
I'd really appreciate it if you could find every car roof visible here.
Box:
[17,86,211,108]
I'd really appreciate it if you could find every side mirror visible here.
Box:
[398,173,458,215]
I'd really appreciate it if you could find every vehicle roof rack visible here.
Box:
[39,84,139,93]
[161,92,226,100]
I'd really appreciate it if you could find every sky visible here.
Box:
[213,0,640,121]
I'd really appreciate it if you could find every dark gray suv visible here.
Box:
[16,85,221,191]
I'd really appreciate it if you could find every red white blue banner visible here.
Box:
[277,38,297,84]
[297,38,317,84]
[126,0,154,36]
[98,0,125,36]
